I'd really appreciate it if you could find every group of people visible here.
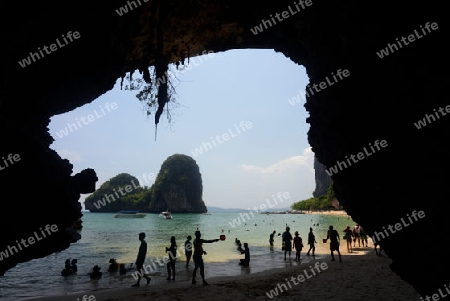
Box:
[274,227,318,261]
[274,223,375,263]
[343,224,369,253]
[132,230,221,287]
[61,259,78,276]
[63,222,372,286]
[61,258,132,279]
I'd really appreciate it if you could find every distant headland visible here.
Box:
[84,154,207,213]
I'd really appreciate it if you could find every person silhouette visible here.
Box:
[269,230,276,246]
[306,227,317,256]
[89,265,102,279]
[131,232,151,287]
[166,236,177,280]
[108,258,119,272]
[239,242,250,266]
[326,225,342,262]
[192,230,219,285]
[119,263,127,275]
[61,259,74,276]
[282,226,293,260]
[293,231,303,261]
[185,235,193,267]
[70,259,78,273]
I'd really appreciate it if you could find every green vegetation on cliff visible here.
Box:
[147,153,206,213]
[84,154,206,213]
[84,173,149,212]
[291,183,340,211]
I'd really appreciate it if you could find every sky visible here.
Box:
[48,49,314,210]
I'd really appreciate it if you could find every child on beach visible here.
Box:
[293,231,303,261]
[185,235,193,267]
[166,236,177,280]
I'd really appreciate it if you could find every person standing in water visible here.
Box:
[293,231,303,261]
[269,230,276,247]
[131,232,151,287]
[192,230,219,285]
[282,226,293,260]
[166,236,177,280]
[185,235,193,267]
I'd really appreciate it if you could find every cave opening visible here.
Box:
[48,48,314,211]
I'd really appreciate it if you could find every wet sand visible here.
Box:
[26,244,421,301]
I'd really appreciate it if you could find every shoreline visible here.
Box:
[25,248,421,301]
[303,210,351,217]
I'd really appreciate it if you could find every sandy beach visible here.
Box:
[303,210,351,217]
[27,246,421,301]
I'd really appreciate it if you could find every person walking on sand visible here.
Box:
[293,231,303,261]
[359,225,368,247]
[185,235,193,267]
[282,226,293,260]
[353,224,361,247]
[192,230,220,285]
[326,225,342,262]
[131,232,151,287]
[166,236,177,280]
[343,225,353,253]
[269,230,276,247]
[306,227,317,256]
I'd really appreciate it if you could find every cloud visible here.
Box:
[240,147,314,174]
[55,149,84,162]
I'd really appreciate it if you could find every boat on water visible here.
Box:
[159,210,172,219]
[113,210,146,218]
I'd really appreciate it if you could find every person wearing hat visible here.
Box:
[185,235,193,267]
[108,258,119,272]
[132,232,151,287]
[90,265,102,279]
[191,230,219,285]
[293,231,303,261]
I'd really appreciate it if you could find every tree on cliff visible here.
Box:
[291,183,339,211]
[84,173,149,212]
[146,153,207,213]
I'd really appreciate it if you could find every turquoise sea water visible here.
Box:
[0,211,354,300]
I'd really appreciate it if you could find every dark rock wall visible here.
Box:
[0,0,448,296]
[312,156,332,197]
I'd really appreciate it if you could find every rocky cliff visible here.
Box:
[0,0,448,296]
[148,154,207,213]
[312,156,332,198]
